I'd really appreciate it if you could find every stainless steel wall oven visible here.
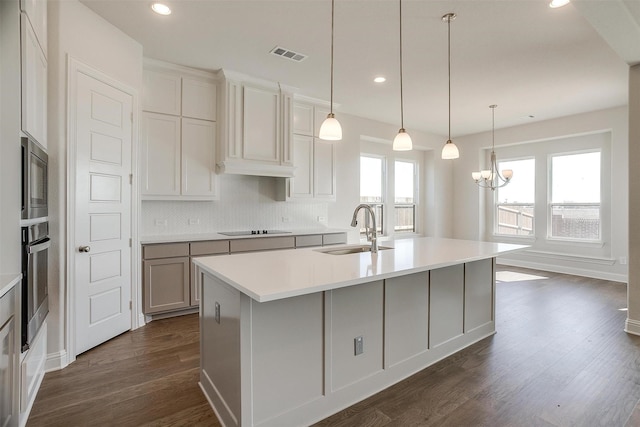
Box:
[21,136,48,220]
[21,222,50,352]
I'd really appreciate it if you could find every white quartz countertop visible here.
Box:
[140,228,348,244]
[193,237,527,302]
[0,273,22,299]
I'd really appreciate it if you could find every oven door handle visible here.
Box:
[28,238,51,254]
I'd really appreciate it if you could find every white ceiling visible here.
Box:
[80,0,630,138]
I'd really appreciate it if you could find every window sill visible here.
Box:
[545,237,605,248]
[493,234,536,244]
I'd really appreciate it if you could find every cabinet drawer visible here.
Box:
[143,243,189,259]
[230,237,295,253]
[295,235,323,248]
[323,233,347,246]
[191,240,230,256]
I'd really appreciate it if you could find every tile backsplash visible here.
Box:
[141,174,329,236]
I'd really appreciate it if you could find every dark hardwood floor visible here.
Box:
[27,267,640,427]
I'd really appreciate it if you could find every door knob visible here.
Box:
[79,245,91,253]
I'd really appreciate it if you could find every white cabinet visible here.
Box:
[141,60,218,200]
[20,13,47,148]
[281,102,336,201]
[20,0,46,58]
[0,286,18,427]
[217,71,295,177]
[141,113,217,200]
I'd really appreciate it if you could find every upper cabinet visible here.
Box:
[20,0,46,57]
[280,101,336,201]
[140,59,218,200]
[20,8,47,148]
[217,70,295,178]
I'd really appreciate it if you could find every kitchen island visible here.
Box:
[194,237,526,427]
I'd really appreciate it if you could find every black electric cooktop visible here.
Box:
[218,230,292,236]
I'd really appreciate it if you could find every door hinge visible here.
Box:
[129,238,132,247]
[130,112,133,122]
[129,174,133,185]
[129,301,132,310]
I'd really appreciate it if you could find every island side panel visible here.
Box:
[464,259,495,333]
[429,264,465,348]
[200,272,242,427]
[330,280,384,392]
[384,272,430,368]
[250,293,324,425]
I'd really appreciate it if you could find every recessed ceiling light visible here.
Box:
[549,0,570,8]
[374,76,386,83]
[151,3,171,15]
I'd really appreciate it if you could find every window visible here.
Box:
[360,155,384,235]
[495,158,535,236]
[394,160,416,233]
[550,151,600,240]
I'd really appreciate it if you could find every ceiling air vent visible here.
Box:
[270,46,307,62]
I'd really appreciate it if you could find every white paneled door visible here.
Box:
[74,70,133,355]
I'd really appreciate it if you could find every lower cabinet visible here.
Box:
[143,243,191,314]
[142,233,348,316]
[0,286,18,427]
[143,257,190,314]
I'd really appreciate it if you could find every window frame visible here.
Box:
[547,149,602,243]
[393,159,418,234]
[359,153,387,236]
[493,156,536,239]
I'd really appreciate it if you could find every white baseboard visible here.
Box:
[497,257,628,283]
[625,318,640,336]
[45,350,68,372]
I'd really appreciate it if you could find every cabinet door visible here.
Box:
[144,257,190,314]
[142,69,181,115]
[281,91,293,166]
[293,102,314,136]
[21,14,47,148]
[313,139,336,199]
[290,134,313,199]
[182,77,217,121]
[243,84,280,163]
[20,0,46,58]
[181,118,217,198]
[0,317,16,427]
[140,113,181,197]
[0,286,17,427]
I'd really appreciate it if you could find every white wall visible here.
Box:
[47,0,143,367]
[453,106,628,281]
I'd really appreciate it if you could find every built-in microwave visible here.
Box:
[21,136,48,220]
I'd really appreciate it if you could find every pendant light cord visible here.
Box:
[399,0,405,130]
[329,0,335,115]
[447,15,451,141]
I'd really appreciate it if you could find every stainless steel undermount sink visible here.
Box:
[315,245,393,255]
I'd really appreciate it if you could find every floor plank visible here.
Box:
[27,267,640,426]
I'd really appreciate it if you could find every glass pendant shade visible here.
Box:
[441,140,459,160]
[393,129,412,151]
[472,171,482,181]
[319,114,343,140]
[502,169,513,179]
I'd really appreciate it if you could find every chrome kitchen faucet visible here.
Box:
[350,204,379,253]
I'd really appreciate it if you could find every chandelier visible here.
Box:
[472,105,513,190]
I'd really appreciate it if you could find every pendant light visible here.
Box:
[441,13,459,160]
[472,105,513,190]
[393,0,412,151]
[319,0,343,141]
